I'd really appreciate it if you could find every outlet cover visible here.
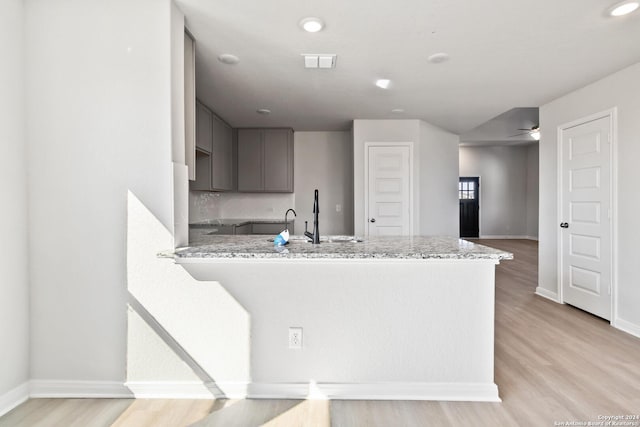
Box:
[289,327,303,349]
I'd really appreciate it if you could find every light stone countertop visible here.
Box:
[174,235,513,261]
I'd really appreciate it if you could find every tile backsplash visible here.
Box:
[189,191,295,223]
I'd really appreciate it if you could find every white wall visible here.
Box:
[294,131,354,236]
[526,144,539,238]
[459,144,538,238]
[0,0,30,405]
[182,258,500,401]
[26,0,176,384]
[418,121,460,236]
[539,61,640,336]
[353,120,459,237]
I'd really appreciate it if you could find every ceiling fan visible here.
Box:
[509,125,540,140]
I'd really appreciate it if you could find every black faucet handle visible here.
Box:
[313,189,319,213]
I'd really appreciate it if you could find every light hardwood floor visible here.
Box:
[2,240,639,426]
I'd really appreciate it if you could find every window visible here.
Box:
[459,181,476,200]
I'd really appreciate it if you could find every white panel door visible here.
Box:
[367,145,411,236]
[561,115,611,320]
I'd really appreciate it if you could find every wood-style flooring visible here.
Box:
[2,240,639,426]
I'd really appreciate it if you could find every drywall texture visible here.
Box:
[294,131,354,235]
[182,259,499,399]
[26,0,176,382]
[127,192,250,396]
[459,144,539,238]
[418,121,460,236]
[526,144,539,238]
[353,120,459,237]
[0,0,30,399]
[539,61,640,333]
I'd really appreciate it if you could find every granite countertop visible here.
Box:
[173,235,513,261]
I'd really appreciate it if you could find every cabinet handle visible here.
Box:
[370,218,376,223]
[560,222,569,228]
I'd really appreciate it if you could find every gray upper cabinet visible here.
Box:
[211,114,233,191]
[237,128,293,193]
[237,129,263,192]
[264,129,293,192]
[184,30,196,181]
[191,100,234,192]
[195,102,212,153]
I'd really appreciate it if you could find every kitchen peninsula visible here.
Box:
[175,235,512,401]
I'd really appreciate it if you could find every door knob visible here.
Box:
[370,218,376,223]
[560,222,569,228]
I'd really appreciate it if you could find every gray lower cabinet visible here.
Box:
[251,222,292,235]
[191,100,234,192]
[234,223,252,234]
[237,128,293,192]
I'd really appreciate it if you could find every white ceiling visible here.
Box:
[177,0,640,134]
[460,107,539,146]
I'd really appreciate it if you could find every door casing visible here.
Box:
[556,108,618,324]
[459,176,480,238]
[364,142,415,237]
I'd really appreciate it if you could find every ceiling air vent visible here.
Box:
[302,54,336,69]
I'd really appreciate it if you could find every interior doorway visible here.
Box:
[559,111,614,321]
[364,143,413,236]
[459,177,479,238]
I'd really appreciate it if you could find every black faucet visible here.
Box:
[304,189,320,244]
[284,208,296,231]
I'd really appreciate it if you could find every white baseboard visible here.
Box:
[29,380,133,398]
[535,287,560,303]
[125,381,226,399]
[9,380,501,403]
[613,318,640,339]
[248,382,501,402]
[0,382,30,417]
[215,382,250,399]
[479,235,538,240]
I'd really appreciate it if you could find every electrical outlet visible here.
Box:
[336,204,342,212]
[289,327,303,349]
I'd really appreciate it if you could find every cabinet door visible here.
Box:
[234,223,252,235]
[184,32,196,180]
[264,129,293,192]
[251,222,287,235]
[211,115,233,191]
[195,102,213,153]
[237,129,264,192]
[191,150,212,191]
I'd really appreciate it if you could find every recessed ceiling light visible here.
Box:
[375,79,391,89]
[428,52,450,64]
[391,108,405,113]
[217,54,240,65]
[608,0,639,15]
[299,17,324,33]
[256,108,271,115]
